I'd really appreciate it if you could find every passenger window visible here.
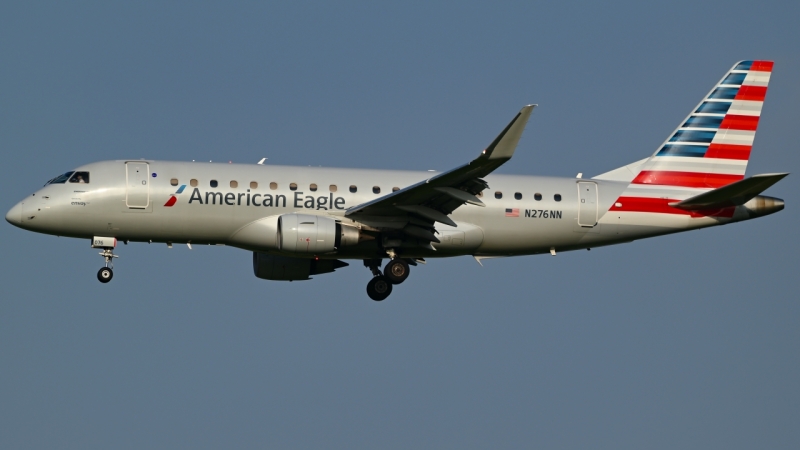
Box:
[230,180,238,188]
[495,191,502,199]
[392,187,400,192]
[554,194,562,202]
[349,185,357,193]
[289,183,297,191]
[250,181,258,189]
[329,185,337,192]
[69,172,90,184]
[514,192,522,200]
[534,193,542,201]
[310,183,318,192]
[270,182,278,190]
[190,179,198,187]
[373,186,381,194]
[210,180,218,188]
[170,178,179,186]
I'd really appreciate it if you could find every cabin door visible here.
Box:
[577,182,598,227]
[126,162,150,209]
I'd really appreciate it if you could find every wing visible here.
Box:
[345,105,535,243]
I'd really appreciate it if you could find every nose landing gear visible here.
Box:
[96,247,119,283]
[92,236,119,283]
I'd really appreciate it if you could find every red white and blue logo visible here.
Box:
[164,185,186,207]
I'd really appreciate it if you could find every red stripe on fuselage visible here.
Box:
[632,171,743,188]
[704,143,752,160]
[750,61,774,72]
[164,196,177,207]
[611,196,735,218]
[720,114,759,131]
[735,85,767,101]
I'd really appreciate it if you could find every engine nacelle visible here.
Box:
[252,252,348,281]
[277,213,359,254]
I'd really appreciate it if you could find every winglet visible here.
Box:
[481,105,536,160]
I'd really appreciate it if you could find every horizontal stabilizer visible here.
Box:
[670,173,788,210]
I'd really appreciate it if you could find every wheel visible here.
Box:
[366,275,392,301]
[97,267,113,283]
[383,259,410,284]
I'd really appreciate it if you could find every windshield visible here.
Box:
[45,172,74,185]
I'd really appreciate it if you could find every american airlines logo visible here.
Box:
[166,187,348,211]
[163,185,186,207]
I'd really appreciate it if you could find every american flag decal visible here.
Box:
[505,208,519,217]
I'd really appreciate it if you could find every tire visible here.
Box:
[383,259,410,284]
[97,267,113,283]
[366,275,392,301]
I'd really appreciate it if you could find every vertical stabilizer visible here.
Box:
[601,61,774,217]
[635,60,772,189]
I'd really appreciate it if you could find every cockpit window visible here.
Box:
[69,172,90,183]
[46,172,74,185]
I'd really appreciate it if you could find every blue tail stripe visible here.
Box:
[734,61,754,71]
[708,87,740,100]
[657,144,708,157]
[683,116,722,129]
[721,73,747,85]
[669,130,716,143]
[695,102,731,114]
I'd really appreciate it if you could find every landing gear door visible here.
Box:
[126,162,150,209]
[577,181,598,227]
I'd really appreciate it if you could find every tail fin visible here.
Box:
[596,60,773,189]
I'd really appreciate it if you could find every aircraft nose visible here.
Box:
[6,201,23,227]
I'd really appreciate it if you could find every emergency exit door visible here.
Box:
[577,182,598,227]
[126,162,150,208]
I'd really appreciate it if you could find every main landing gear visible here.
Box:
[364,257,412,301]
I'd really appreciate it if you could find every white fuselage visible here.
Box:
[6,160,759,260]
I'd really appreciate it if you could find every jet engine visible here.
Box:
[277,213,360,254]
[252,252,348,281]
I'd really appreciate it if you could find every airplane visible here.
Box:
[5,60,787,301]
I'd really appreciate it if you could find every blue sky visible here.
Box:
[2,1,798,448]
